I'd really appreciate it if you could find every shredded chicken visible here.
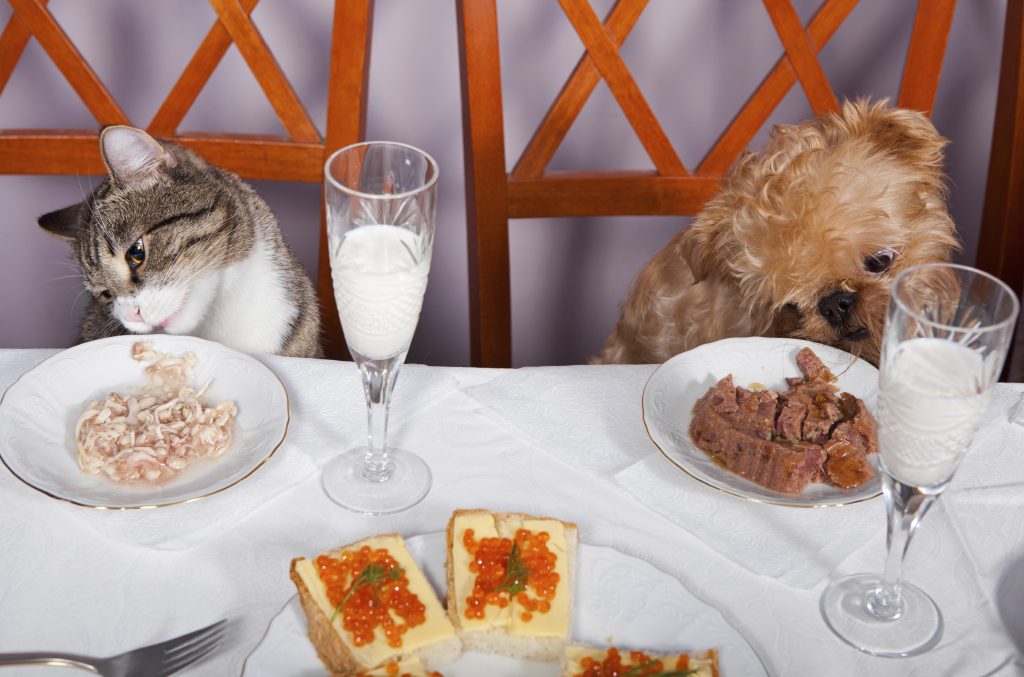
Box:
[75,341,237,483]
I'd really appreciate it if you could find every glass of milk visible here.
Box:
[821,263,1019,657]
[322,141,438,514]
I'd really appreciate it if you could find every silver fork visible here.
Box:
[0,618,227,676]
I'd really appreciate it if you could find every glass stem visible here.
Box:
[866,472,943,620]
[357,354,403,482]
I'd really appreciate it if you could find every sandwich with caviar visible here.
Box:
[562,644,719,676]
[291,534,462,676]
[445,509,578,661]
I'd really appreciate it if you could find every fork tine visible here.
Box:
[158,619,226,653]
[163,621,225,656]
[160,639,223,676]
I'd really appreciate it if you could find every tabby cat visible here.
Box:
[39,126,322,358]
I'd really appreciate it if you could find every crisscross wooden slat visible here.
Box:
[7,0,127,125]
[512,0,647,180]
[898,0,956,113]
[763,0,839,115]
[0,0,375,360]
[0,0,46,95]
[557,0,687,176]
[460,0,961,367]
[208,0,319,142]
[149,0,260,136]
[698,0,857,177]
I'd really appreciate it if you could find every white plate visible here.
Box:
[0,335,288,509]
[243,532,766,676]
[643,337,881,507]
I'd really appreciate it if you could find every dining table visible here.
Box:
[0,345,1022,677]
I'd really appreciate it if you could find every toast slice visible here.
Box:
[445,509,578,662]
[291,533,461,676]
[562,644,720,677]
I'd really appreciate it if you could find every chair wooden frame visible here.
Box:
[0,0,374,359]
[457,0,957,367]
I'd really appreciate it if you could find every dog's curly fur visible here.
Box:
[600,100,960,366]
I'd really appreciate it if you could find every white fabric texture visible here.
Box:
[0,350,1021,676]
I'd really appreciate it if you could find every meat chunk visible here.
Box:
[688,348,879,495]
[690,391,824,494]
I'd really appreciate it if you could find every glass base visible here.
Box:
[820,573,943,657]
[321,447,431,515]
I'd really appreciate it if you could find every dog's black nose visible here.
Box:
[818,290,856,326]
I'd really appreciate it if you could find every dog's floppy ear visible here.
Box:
[841,99,947,174]
[676,210,729,283]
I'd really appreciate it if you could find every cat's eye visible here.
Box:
[99,290,112,300]
[126,238,145,268]
[864,249,897,274]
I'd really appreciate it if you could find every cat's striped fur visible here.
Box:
[39,126,322,357]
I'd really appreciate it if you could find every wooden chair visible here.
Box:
[0,0,374,360]
[979,0,1024,379]
[457,0,960,367]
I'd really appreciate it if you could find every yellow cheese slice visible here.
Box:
[295,534,456,668]
[508,518,569,638]
[451,511,511,630]
[452,512,570,637]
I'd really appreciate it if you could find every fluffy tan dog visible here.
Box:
[600,100,959,366]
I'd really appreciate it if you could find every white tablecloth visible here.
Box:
[1,350,1022,677]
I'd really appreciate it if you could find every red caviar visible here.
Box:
[316,546,425,648]
[573,647,691,676]
[462,527,559,622]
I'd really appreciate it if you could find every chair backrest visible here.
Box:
[979,0,1024,380]
[457,0,959,368]
[0,0,375,360]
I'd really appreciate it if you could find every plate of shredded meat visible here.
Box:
[0,335,288,508]
[642,337,881,507]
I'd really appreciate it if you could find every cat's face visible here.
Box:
[39,127,239,335]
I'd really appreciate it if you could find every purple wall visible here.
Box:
[0,0,1008,366]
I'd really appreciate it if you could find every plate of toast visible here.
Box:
[243,509,766,676]
[643,337,882,507]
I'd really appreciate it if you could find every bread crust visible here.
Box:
[291,533,461,676]
[290,556,364,675]
[446,509,579,662]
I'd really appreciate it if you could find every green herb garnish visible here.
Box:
[330,563,403,622]
[495,541,529,595]
[623,662,698,677]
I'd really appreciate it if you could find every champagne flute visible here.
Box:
[322,141,438,514]
[820,263,1019,656]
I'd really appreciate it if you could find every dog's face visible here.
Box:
[680,100,959,365]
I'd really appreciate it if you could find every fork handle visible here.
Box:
[0,653,99,672]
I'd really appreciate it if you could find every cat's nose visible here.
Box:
[126,306,143,322]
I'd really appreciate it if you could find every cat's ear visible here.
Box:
[38,202,83,241]
[99,125,177,187]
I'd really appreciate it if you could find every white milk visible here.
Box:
[878,338,990,486]
[329,224,430,360]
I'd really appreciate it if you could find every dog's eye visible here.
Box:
[864,249,897,274]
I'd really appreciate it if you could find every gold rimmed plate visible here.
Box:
[642,337,882,507]
[0,335,288,509]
